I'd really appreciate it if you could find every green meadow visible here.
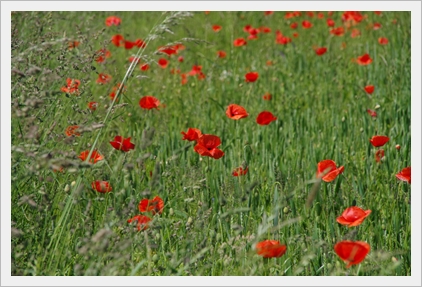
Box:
[11,11,411,276]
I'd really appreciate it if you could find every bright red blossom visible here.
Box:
[370,135,389,147]
[226,104,248,120]
[364,85,375,94]
[194,134,224,159]
[127,215,151,231]
[91,181,112,193]
[109,136,135,152]
[256,240,287,258]
[95,49,111,63]
[181,128,202,141]
[336,206,371,227]
[96,73,112,84]
[212,25,222,32]
[290,22,298,29]
[373,23,382,30]
[139,96,160,110]
[139,196,164,215]
[356,53,373,65]
[65,125,81,137]
[263,92,272,100]
[330,27,345,36]
[327,18,335,27]
[140,63,150,71]
[245,72,259,83]
[302,20,313,29]
[316,160,344,182]
[217,50,226,58]
[232,166,248,177]
[158,58,168,69]
[315,47,327,56]
[396,167,411,184]
[366,109,377,118]
[233,38,247,47]
[88,101,98,111]
[78,150,103,164]
[256,111,277,125]
[378,37,388,45]
[111,34,125,47]
[375,149,385,163]
[61,78,81,95]
[334,241,370,268]
[105,16,121,27]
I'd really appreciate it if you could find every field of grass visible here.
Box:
[10,10,411,277]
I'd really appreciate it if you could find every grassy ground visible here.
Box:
[11,11,410,276]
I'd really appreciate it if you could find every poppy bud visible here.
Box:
[395,144,401,150]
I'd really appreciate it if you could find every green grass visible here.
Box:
[11,11,410,276]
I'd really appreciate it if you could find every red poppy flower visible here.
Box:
[212,25,222,32]
[248,34,258,40]
[256,240,287,258]
[336,206,371,227]
[356,53,373,65]
[373,23,382,30]
[188,65,202,76]
[245,72,259,83]
[111,34,125,47]
[178,56,184,62]
[129,56,140,64]
[110,136,135,152]
[232,166,248,177]
[243,25,253,33]
[302,20,313,29]
[88,101,98,111]
[256,111,277,125]
[133,39,146,48]
[276,30,292,45]
[68,41,80,50]
[306,11,314,17]
[334,241,370,268]
[370,135,389,147]
[158,58,168,69]
[378,37,388,45]
[96,73,112,84]
[140,63,150,71]
[315,47,327,56]
[78,150,103,164]
[139,196,164,215]
[351,29,361,38]
[139,96,160,110]
[396,167,411,184]
[91,180,112,193]
[181,73,188,85]
[342,11,364,24]
[366,109,377,117]
[95,49,111,63]
[124,40,136,50]
[374,11,382,15]
[248,28,259,36]
[217,50,226,58]
[290,22,298,29]
[105,16,121,27]
[61,78,81,95]
[259,26,271,33]
[194,134,224,159]
[285,12,295,19]
[158,46,177,56]
[316,159,345,182]
[327,18,335,27]
[264,11,273,16]
[233,38,247,47]
[364,85,375,94]
[65,125,81,137]
[197,72,206,80]
[109,83,126,101]
[317,12,324,19]
[375,149,385,163]
[330,27,345,36]
[263,92,272,100]
[226,104,248,120]
[127,215,151,231]
[181,128,202,141]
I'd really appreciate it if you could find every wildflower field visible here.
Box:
[10,10,412,277]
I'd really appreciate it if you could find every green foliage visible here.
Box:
[11,11,410,276]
